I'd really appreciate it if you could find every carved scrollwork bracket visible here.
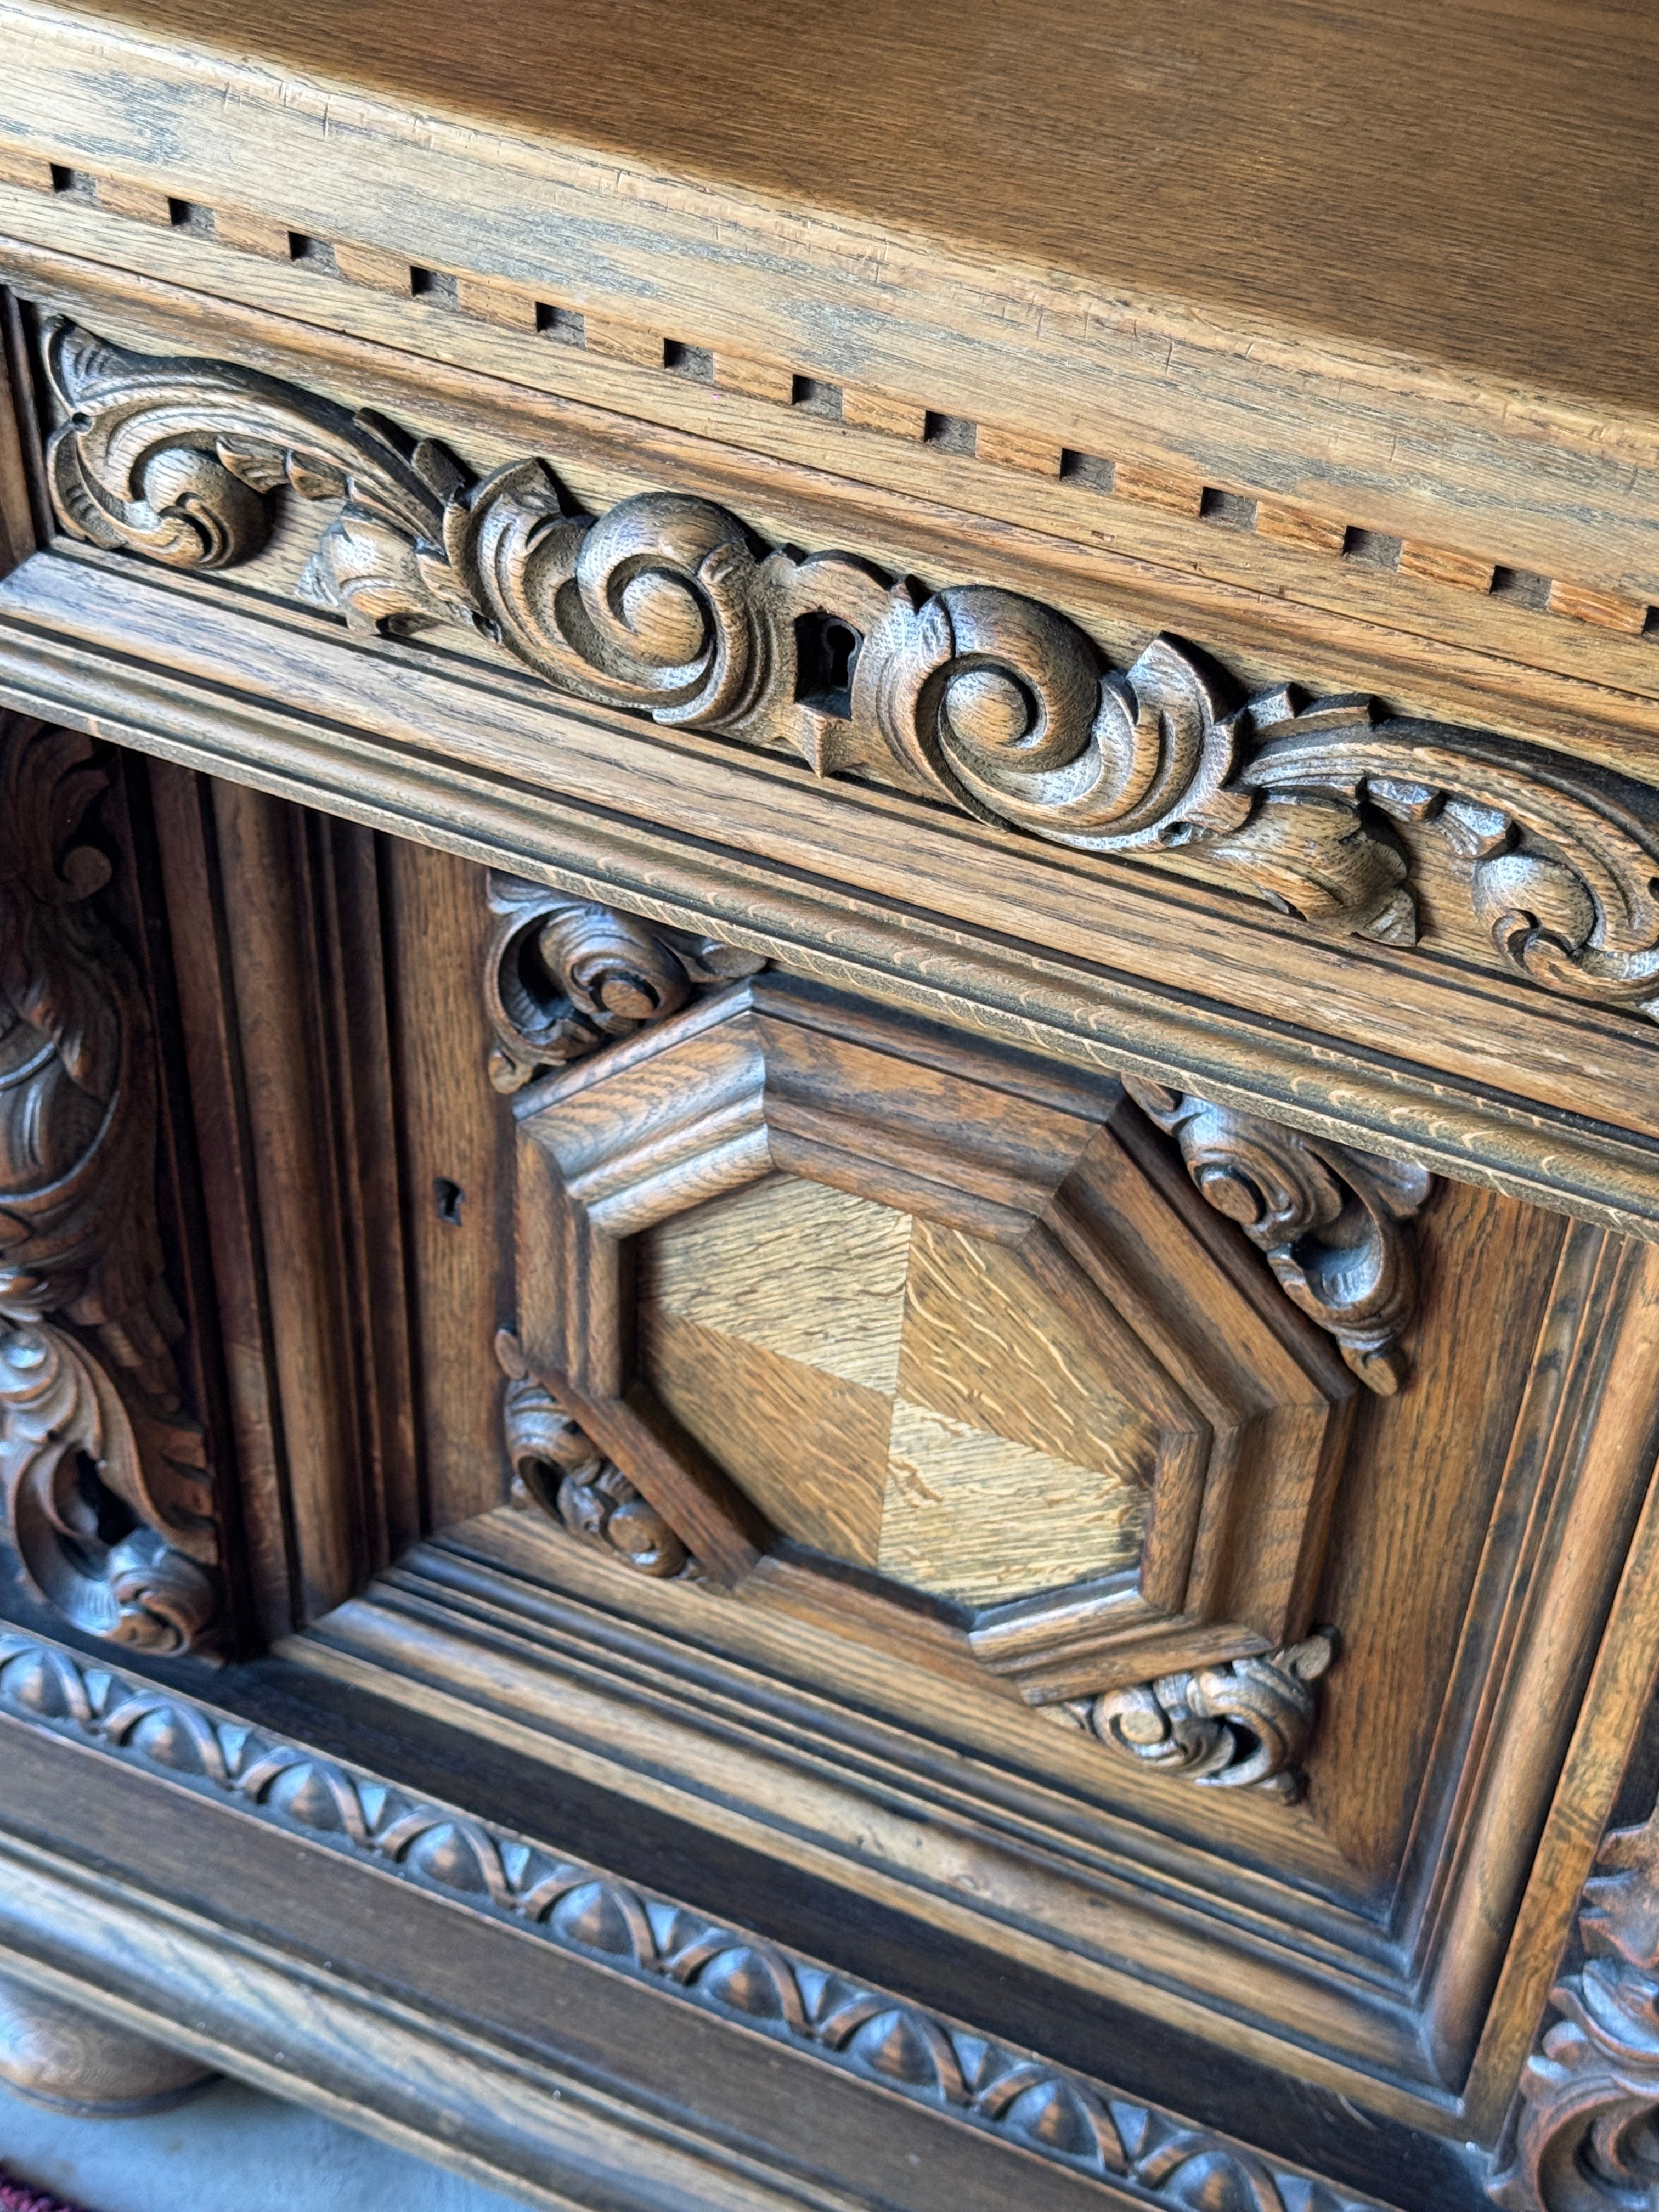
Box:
[484,874,766,1092]
[1491,1808,1659,2210]
[1049,1632,1336,1802]
[0,714,216,1654]
[43,319,1659,1027]
[496,1331,699,1581]
[1125,1079,1432,1394]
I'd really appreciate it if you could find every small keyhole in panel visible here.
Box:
[434,1176,465,1226]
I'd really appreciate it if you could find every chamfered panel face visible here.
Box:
[636,1173,1154,1606]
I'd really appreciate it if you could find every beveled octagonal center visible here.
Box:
[637,1175,1154,1606]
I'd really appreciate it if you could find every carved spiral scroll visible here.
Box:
[1053,1633,1335,1802]
[1126,1079,1431,1395]
[0,713,216,1650]
[45,318,1659,1025]
[484,874,765,1092]
[1491,1811,1659,2210]
[496,1331,696,1580]
[0,1322,213,1651]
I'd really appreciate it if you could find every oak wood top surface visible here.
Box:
[32,0,1659,410]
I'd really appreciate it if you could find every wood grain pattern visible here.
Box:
[638,1178,1154,1605]
[7,538,1659,1255]
[384,840,515,1531]
[12,213,1659,775]
[0,1620,1423,2212]
[512,970,1346,1706]
[0,1968,216,2115]
[3,0,1659,605]
[1,14,1655,2191]
[0,714,217,1652]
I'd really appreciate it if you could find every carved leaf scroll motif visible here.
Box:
[484,872,765,1093]
[43,319,1659,1024]
[1051,1633,1336,1802]
[1124,1079,1432,1395]
[497,1330,696,1581]
[1491,1807,1659,2210]
[0,714,215,1654]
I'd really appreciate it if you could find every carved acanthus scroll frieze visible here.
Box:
[1050,1633,1335,1802]
[0,714,215,1654]
[1125,1079,1432,1395]
[1491,1805,1659,2210]
[44,319,1659,1024]
[496,1331,697,1579]
[484,874,765,1092]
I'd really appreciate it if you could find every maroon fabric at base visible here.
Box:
[1,2170,95,2212]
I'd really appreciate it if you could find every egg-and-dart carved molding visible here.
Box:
[1125,1081,1432,1395]
[0,711,216,1655]
[0,1626,1385,2210]
[39,319,1659,1026]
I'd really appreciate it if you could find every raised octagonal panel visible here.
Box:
[637,1173,1155,1606]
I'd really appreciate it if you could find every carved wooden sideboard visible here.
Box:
[1,5,1658,2207]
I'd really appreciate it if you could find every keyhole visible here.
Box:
[793,612,861,720]
[434,1177,465,1226]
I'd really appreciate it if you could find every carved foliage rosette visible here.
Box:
[43,318,1659,1027]
[0,714,215,1653]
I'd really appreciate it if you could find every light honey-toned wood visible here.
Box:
[642,1305,893,1565]
[454,273,536,332]
[1547,578,1648,634]
[1398,541,1496,592]
[212,205,290,258]
[89,173,171,227]
[975,424,1063,478]
[15,215,1659,786]
[1252,499,1346,556]
[643,1177,911,1396]
[899,1217,1154,1492]
[639,1172,1154,1606]
[8,0,1659,618]
[332,239,410,295]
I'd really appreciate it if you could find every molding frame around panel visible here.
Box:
[0,1622,1390,2212]
[36,318,1659,1030]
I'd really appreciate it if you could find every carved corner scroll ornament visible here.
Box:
[1047,1633,1335,1802]
[42,318,1659,1025]
[1124,1079,1432,1394]
[484,874,765,1092]
[1491,1808,1659,2210]
[496,1331,697,1581]
[0,714,216,1654]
